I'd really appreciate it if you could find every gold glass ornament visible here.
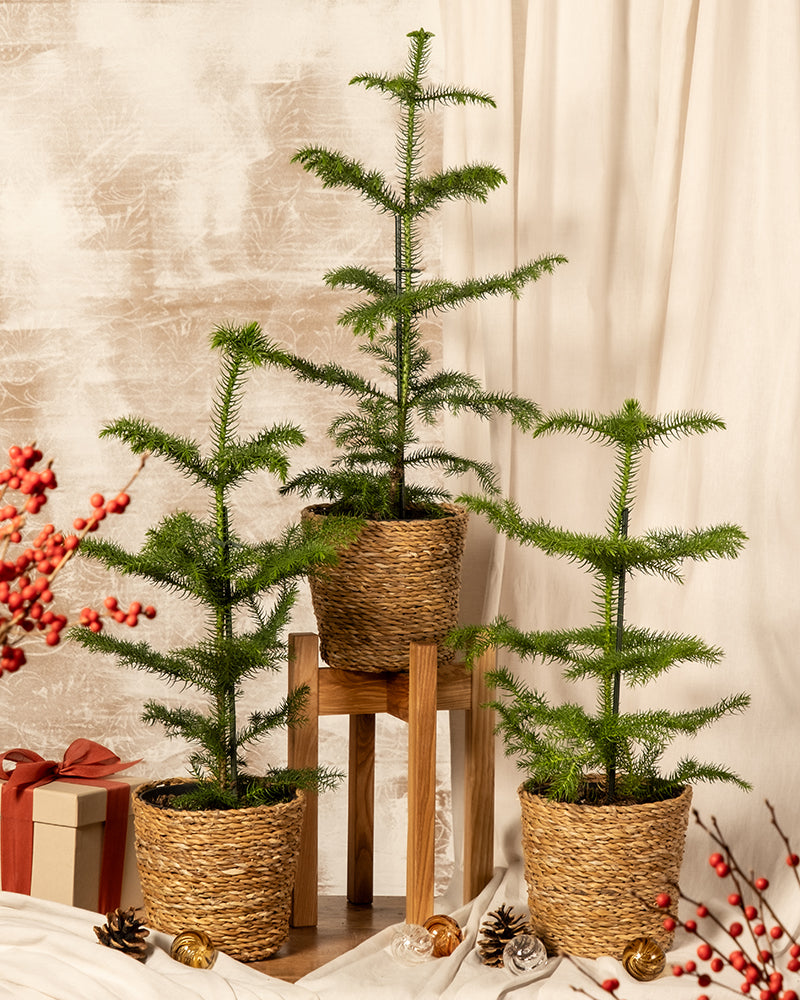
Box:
[170,929,218,969]
[622,936,666,981]
[422,914,463,958]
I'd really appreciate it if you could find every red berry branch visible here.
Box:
[572,803,799,1000]
[0,445,152,675]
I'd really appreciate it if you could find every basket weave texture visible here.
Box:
[301,503,468,672]
[519,781,692,959]
[132,780,306,962]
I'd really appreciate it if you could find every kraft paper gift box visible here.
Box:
[0,774,143,912]
[0,741,144,914]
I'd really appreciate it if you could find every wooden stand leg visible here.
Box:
[347,713,375,905]
[406,642,438,925]
[288,633,320,927]
[463,645,496,902]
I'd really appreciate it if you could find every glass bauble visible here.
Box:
[170,929,218,968]
[390,923,435,964]
[502,933,548,974]
[422,914,463,957]
[622,936,666,981]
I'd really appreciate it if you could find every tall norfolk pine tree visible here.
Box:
[451,399,750,806]
[70,324,355,810]
[265,29,566,520]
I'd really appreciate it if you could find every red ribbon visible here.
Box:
[0,739,140,913]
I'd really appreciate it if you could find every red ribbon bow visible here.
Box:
[0,739,141,913]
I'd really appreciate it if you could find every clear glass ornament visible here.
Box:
[502,932,548,974]
[390,923,435,964]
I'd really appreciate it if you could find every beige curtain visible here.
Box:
[441,0,800,897]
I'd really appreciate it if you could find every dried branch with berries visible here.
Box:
[573,802,800,1000]
[0,445,150,675]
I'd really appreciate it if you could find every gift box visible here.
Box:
[15,776,143,911]
[0,741,143,913]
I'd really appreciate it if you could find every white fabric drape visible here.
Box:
[440,0,800,907]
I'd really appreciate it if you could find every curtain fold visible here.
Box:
[440,0,800,898]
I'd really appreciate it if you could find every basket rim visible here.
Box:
[517,779,692,813]
[133,777,306,818]
[300,501,468,523]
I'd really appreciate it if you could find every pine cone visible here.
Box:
[94,907,150,962]
[477,904,532,967]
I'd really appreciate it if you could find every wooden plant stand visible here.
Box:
[287,633,496,927]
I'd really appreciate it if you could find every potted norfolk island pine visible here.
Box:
[264,29,565,671]
[450,399,750,959]
[70,323,355,961]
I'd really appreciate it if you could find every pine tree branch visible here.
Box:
[100,418,209,484]
[337,255,566,338]
[411,164,507,212]
[291,147,401,214]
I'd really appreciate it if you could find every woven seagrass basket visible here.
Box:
[132,779,306,961]
[519,780,692,959]
[301,503,468,672]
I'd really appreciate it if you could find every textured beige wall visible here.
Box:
[0,1,455,896]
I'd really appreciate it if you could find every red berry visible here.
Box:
[697,943,713,961]
[45,631,60,646]
[787,854,800,867]
[755,877,769,891]
[709,852,724,867]
[125,614,138,627]
[716,861,730,877]
[769,926,783,940]
[729,922,744,937]
[115,492,130,508]
[745,905,757,920]
[711,958,724,972]
[787,958,800,973]
[790,944,800,958]
[662,916,676,931]
[143,605,156,619]
[671,965,684,977]
[684,960,696,972]
[73,518,87,531]
[697,974,711,987]
[696,904,709,917]
[128,601,142,615]
[655,892,672,908]
[754,923,766,936]
[684,919,697,932]
[104,596,118,611]
[601,979,619,993]
[730,951,746,970]
[729,893,742,906]
[89,493,105,508]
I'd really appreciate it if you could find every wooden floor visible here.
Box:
[248,896,406,983]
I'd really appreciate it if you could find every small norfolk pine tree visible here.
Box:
[264,28,566,520]
[451,399,750,805]
[70,323,356,809]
